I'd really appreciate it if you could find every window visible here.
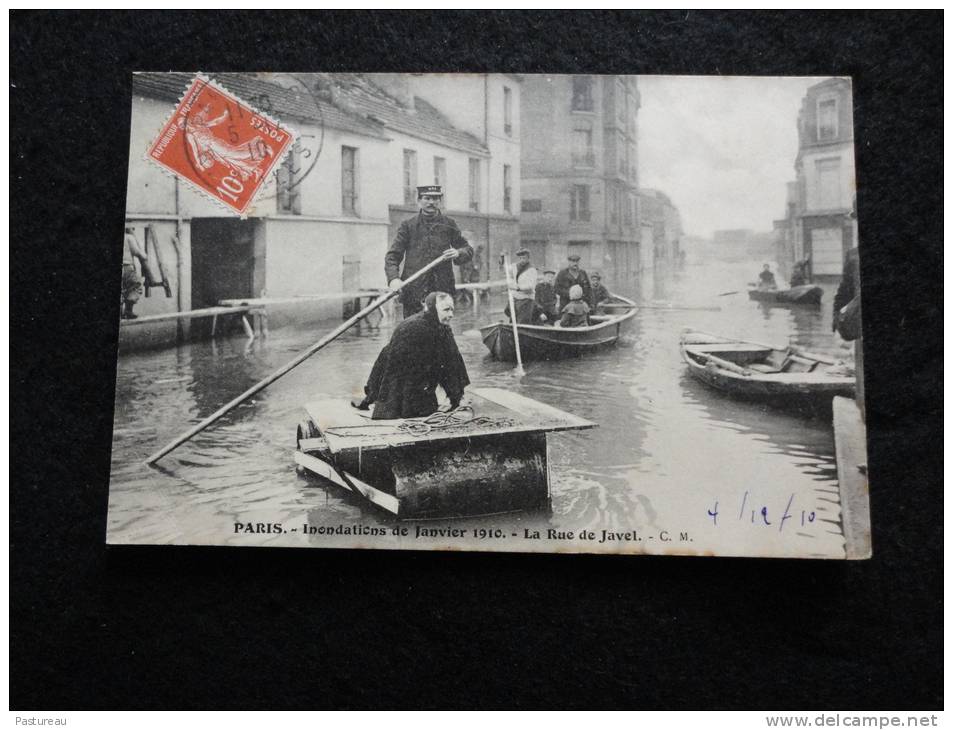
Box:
[572,124,594,167]
[572,76,593,112]
[816,157,841,208]
[624,193,634,226]
[521,199,542,213]
[503,164,512,214]
[817,97,838,141]
[616,79,626,123]
[276,141,301,214]
[610,185,619,225]
[570,185,590,222]
[433,156,446,194]
[341,146,358,216]
[468,158,481,212]
[503,86,513,136]
[403,149,418,205]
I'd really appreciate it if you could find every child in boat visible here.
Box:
[534,270,559,324]
[589,272,611,312]
[557,284,590,328]
[758,264,777,290]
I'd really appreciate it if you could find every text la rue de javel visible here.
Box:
[234,522,690,544]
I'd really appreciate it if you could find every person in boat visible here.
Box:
[557,284,590,328]
[555,254,592,310]
[385,185,473,318]
[352,292,470,420]
[758,264,777,290]
[789,259,809,287]
[534,269,559,324]
[589,272,611,312]
[504,247,539,324]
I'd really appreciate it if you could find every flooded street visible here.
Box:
[108,261,853,558]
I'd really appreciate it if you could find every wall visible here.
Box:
[123,93,395,348]
[800,145,856,214]
[386,131,487,214]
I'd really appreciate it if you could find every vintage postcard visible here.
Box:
[108,72,870,559]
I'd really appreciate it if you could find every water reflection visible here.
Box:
[108,261,848,557]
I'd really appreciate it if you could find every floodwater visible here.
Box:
[108,260,855,558]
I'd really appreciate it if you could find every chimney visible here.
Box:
[367,73,415,111]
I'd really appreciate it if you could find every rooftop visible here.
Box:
[132,72,389,140]
[320,73,489,157]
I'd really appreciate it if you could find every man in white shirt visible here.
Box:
[505,248,539,324]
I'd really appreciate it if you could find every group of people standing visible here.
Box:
[506,248,611,328]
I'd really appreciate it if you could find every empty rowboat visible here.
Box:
[680,330,855,404]
[294,387,595,520]
[480,293,638,362]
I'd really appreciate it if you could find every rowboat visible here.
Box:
[294,387,595,520]
[479,294,638,362]
[680,330,855,403]
[747,285,823,305]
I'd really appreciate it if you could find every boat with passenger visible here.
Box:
[479,293,638,362]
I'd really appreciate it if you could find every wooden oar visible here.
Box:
[502,252,525,377]
[145,250,458,465]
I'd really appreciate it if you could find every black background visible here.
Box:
[10,11,942,709]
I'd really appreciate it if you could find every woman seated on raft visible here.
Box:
[555,284,591,328]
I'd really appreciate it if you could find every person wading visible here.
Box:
[352,292,470,419]
[385,185,473,318]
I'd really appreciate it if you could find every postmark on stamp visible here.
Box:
[145,74,297,215]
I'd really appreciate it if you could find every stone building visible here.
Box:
[519,75,641,295]
[640,189,683,270]
[326,73,522,282]
[792,77,857,279]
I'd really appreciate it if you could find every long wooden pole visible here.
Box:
[146,250,457,465]
[502,252,526,377]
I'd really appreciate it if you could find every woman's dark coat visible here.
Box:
[364,307,470,420]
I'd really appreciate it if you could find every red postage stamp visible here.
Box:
[146,74,296,215]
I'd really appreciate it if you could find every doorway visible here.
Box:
[190,218,261,310]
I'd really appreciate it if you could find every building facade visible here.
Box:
[792,77,857,279]
[355,73,522,281]
[640,189,683,271]
[123,73,520,347]
[519,75,641,295]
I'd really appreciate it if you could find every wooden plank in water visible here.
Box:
[307,389,595,455]
[119,305,264,326]
[294,451,399,515]
[833,396,871,560]
[471,388,596,431]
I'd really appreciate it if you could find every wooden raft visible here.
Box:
[295,388,595,520]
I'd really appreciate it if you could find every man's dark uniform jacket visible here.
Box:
[363,302,471,420]
[385,212,473,314]
[554,267,593,309]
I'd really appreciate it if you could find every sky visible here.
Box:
[638,75,828,239]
